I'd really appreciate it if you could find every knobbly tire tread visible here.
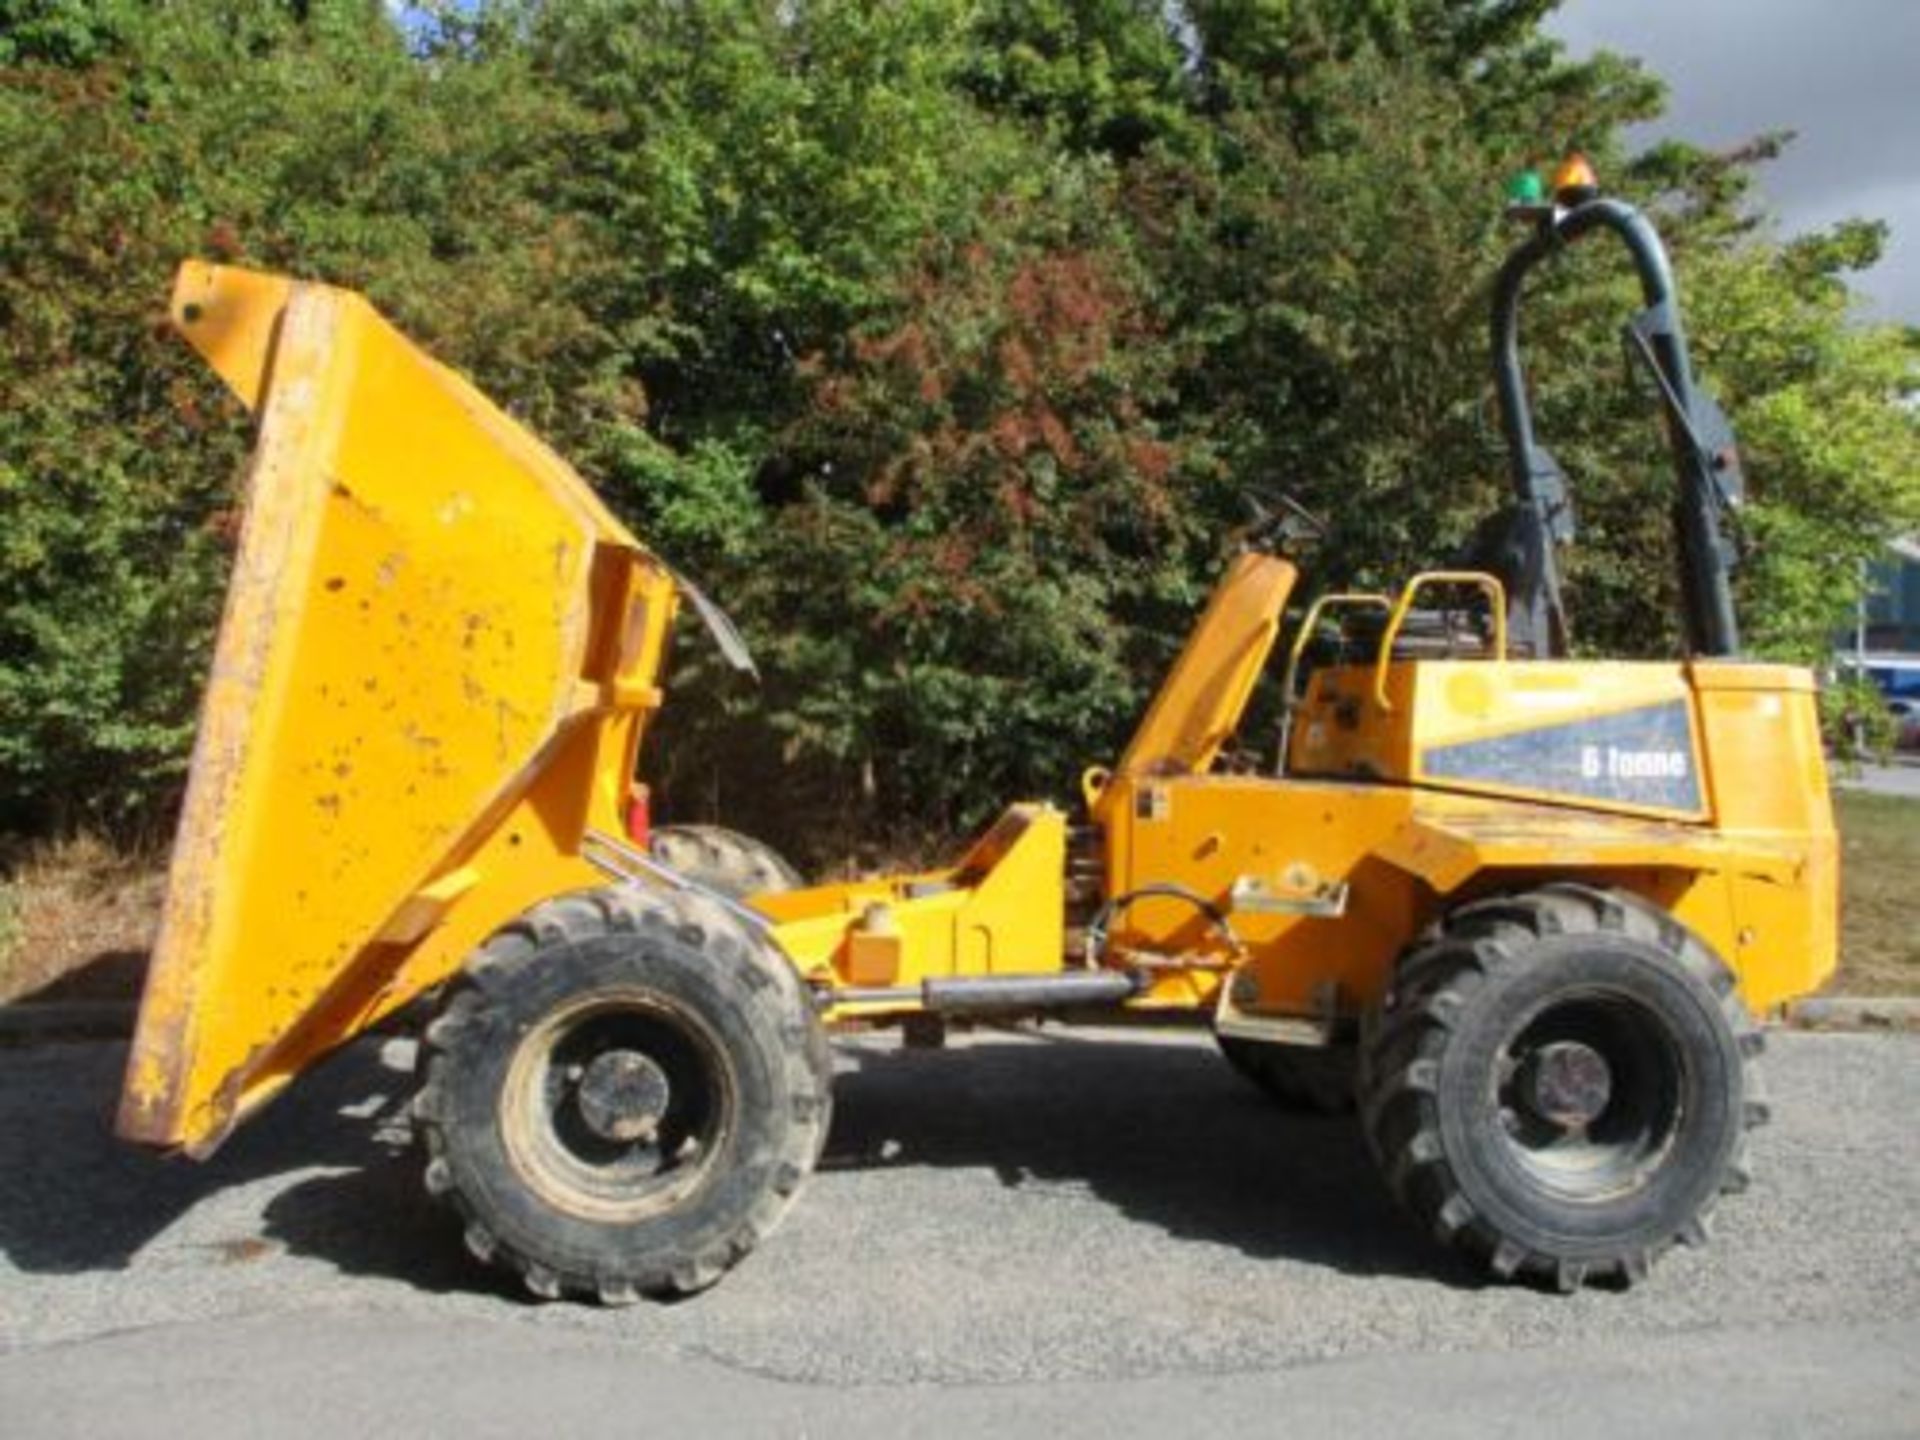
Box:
[1358,883,1764,1292]
[1216,1035,1356,1114]
[413,884,832,1305]
[648,824,804,900]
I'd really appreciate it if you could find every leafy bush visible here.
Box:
[1820,672,1899,768]
[2,0,1915,857]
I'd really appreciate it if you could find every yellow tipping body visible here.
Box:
[120,264,677,1152]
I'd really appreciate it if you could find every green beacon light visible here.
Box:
[1506,168,1546,206]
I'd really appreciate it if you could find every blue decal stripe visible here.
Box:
[1421,700,1701,812]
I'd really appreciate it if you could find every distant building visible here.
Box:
[1862,537,1920,654]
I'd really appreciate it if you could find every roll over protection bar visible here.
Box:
[1490,196,1744,659]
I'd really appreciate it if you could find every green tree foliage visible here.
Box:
[964,0,1199,157]
[0,2,614,829]
[2,0,1915,848]
[717,186,1219,833]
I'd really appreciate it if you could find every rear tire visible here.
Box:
[650,824,803,900]
[414,885,831,1303]
[1216,1035,1355,1114]
[1360,884,1764,1291]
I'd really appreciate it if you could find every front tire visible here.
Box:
[414,885,831,1303]
[1360,884,1765,1291]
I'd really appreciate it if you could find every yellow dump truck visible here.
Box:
[121,163,1836,1302]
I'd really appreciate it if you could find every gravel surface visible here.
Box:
[2,1027,1917,1387]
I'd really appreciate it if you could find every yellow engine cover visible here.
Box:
[1106,648,1836,1021]
[1291,659,1710,820]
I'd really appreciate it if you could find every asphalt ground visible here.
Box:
[2,1027,1916,1434]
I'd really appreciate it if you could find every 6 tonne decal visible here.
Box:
[1420,700,1702,813]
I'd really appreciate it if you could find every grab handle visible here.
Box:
[1373,571,1508,713]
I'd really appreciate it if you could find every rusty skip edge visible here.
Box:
[117,282,349,1151]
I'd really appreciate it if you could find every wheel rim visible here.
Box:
[500,989,736,1223]
[1493,988,1687,1202]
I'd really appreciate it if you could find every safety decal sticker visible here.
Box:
[1420,699,1701,812]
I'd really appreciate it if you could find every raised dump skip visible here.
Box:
[119,264,680,1154]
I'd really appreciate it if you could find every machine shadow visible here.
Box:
[820,1029,1473,1287]
[0,1034,471,1292]
[2,1029,1467,1295]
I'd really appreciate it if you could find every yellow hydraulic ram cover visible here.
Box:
[119,264,680,1154]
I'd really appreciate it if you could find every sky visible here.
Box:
[1547,0,1920,325]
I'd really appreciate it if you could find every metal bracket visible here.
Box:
[1228,873,1349,918]
[1625,307,1745,511]
[582,829,774,935]
[661,562,759,678]
[1214,975,1346,1048]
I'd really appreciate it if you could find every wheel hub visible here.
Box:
[1521,1039,1612,1131]
[575,1049,671,1143]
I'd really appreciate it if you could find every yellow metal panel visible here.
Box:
[1098,554,1294,812]
[1103,773,1423,1015]
[120,264,676,1152]
[759,805,1069,1019]
[1372,793,1786,892]
[1689,662,1830,828]
[1373,780,1832,1011]
[1292,659,1709,821]
[1689,662,1837,1007]
[946,804,1066,979]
